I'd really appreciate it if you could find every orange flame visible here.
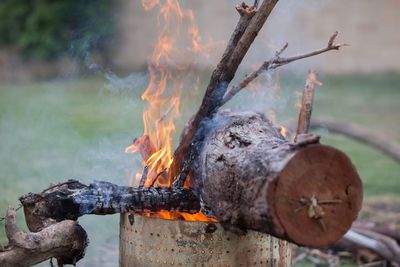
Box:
[126,0,215,222]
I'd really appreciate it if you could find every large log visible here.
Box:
[1,111,363,266]
[192,111,363,247]
[15,112,363,249]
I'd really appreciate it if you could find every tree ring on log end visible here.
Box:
[270,144,363,247]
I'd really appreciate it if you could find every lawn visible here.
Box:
[0,72,399,266]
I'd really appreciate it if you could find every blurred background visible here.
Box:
[0,0,399,266]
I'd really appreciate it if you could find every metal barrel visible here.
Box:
[120,213,292,267]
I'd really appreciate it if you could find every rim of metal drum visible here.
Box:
[119,213,292,267]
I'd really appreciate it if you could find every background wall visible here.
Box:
[115,0,400,74]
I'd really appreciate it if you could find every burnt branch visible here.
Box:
[19,180,200,232]
[138,165,150,187]
[222,32,346,104]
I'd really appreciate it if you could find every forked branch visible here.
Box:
[222,31,347,104]
[171,0,279,187]
[0,209,88,267]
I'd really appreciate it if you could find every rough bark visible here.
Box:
[0,111,362,267]
[170,0,279,186]
[0,209,87,267]
[193,111,363,247]
[19,180,200,232]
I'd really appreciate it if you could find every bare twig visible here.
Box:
[222,32,346,104]
[253,0,260,8]
[353,228,400,261]
[0,204,22,222]
[138,165,150,187]
[309,118,400,162]
[343,230,400,264]
[283,117,400,162]
[295,71,322,141]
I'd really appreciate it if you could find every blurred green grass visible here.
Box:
[0,72,399,266]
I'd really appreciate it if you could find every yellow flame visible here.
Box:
[280,126,288,138]
[126,0,215,222]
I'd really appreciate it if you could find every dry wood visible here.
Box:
[192,111,362,247]
[295,71,322,140]
[0,209,87,267]
[309,118,400,162]
[336,229,400,264]
[126,135,157,161]
[0,110,364,266]
[352,222,400,243]
[0,2,362,265]
[222,32,346,105]
[171,0,279,187]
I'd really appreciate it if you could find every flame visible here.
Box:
[126,0,215,222]
[280,126,288,138]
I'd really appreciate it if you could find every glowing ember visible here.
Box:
[125,0,215,222]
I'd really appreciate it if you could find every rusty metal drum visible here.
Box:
[120,213,292,267]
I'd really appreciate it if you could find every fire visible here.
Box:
[126,0,215,222]
[280,126,288,138]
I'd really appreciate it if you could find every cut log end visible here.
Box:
[196,111,363,247]
[270,144,363,247]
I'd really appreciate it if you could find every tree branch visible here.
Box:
[295,70,322,141]
[171,0,279,187]
[341,229,400,264]
[222,31,347,105]
[309,118,400,162]
[0,209,88,267]
[19,180,200,232]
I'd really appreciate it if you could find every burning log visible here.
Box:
[19,180,200,232]
[13,113,362,249]
[192,111,362,247]
[0,0,365,265]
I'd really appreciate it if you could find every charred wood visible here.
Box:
[19,180,200,232]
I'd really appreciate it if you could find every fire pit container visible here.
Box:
[120,213,292,266]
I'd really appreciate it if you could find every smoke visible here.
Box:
[180,0,334,126]
[0,74,148,266]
